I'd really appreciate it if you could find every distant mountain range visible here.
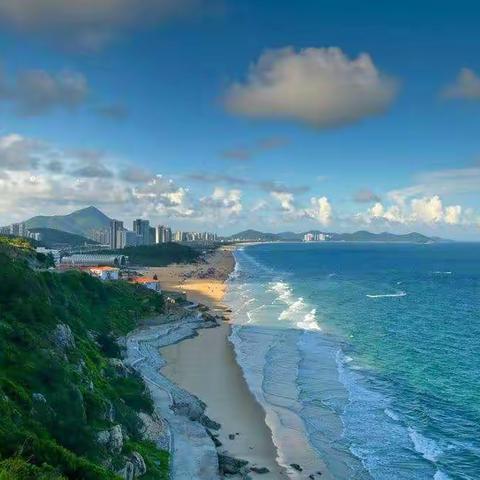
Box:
[229,229,447,244]
[25,206,111,238]
[20,206,448,245]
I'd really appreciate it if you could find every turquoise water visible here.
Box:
[225,242,480,479]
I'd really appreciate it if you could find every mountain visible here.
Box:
[229,229,281,242]
[29,227,99,248]
[25,206,111,238]
[328,231,436,243]
[229,229,444,244]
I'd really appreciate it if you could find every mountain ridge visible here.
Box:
[229,229,448,243]
[25,206,111,238]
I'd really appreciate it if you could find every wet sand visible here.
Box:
[150,246,288,478]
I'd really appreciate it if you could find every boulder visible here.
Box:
[290,463,303,472]
[97,425,123,453]
[130,451,147,476]
[218,454,248,476]
[251,466,270,474]
[51,323,75,352]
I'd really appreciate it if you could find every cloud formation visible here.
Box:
[0,67,88,116]
[0,0,207,51]
[361,196,466,226]
[442,68,480,100]
[225,47,397,128]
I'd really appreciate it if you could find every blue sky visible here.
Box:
[0,0,479,238]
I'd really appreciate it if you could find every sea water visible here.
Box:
[224,242,480,479]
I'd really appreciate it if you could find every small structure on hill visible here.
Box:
[129,276,161,292]
[89,266,120,281]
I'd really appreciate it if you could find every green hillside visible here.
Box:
[25,206,111,238]
[29,228,99,248]
[104,242,200,266]
[0,249,168,479]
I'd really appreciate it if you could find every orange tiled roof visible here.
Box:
[130,277,158,284]
[90,266,119,271]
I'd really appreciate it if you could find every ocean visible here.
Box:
[224,242,480,480]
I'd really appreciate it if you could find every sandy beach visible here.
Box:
[146,247,288,478]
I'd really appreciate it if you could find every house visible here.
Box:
[130,276,161,292]
[89,266,120,281]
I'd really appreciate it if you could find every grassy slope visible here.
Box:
[0,245,168,479]
[104,242,200,267]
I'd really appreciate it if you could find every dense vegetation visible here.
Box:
[104,242,200,267]
[29,228,98,248]
[0,246,168,479]
[0,236,53,268]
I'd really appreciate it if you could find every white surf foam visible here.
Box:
[366,291,407,298]
[384,408,400,421]
[296,308,321,331]
[434,471,452,480]
[408,427,443,462]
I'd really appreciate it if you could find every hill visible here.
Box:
[29,228,99,248]
[229,229,281,242]
[25,206,111,238]
[0,245,168,479]
[229,229,443,244]
[0,235,54,268]
[103,243,200,267]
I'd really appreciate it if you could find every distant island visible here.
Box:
[228,229,449,244]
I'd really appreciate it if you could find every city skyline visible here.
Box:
[0,1,479,239]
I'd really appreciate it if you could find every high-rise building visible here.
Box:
[173,230,184,242]
[156,225,172,244]
[149,227,156,245]
[110,220,124,249]
[133,219,150,245]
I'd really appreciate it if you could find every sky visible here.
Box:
[0,0,479,239]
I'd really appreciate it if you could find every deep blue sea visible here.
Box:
[225,242,480,480]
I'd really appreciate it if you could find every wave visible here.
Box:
[268,281,293,303]
[434,471,452,480]
[384,408,400,421]
[279,297,305,320]
[366,291,406,298]
[408,427,443,462]
[433,271,452,275]
[297,308,321,331]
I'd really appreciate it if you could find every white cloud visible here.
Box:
[270,191,332,226]
[0,0,207,51]
[306,196,332,225]
[225,47,397,128]
[361,195,466,226]
[442,68,480,100]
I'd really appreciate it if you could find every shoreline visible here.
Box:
[127,246,289,478]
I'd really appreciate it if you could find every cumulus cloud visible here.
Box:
[362,196,466,226]
[306,196,332,225]
[442,68,480,100]
[0,68,88,116]
[0,0,209,51]
[199,187,243,223]
[225,47,397,128]
[353,189,381,203]
[270,191,332,226]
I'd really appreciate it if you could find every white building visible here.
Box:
[130,276,161,292]
[89,266,120,281]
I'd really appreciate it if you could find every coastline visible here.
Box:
[127,246,288,478]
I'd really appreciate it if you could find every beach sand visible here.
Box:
[147,247,288,478]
